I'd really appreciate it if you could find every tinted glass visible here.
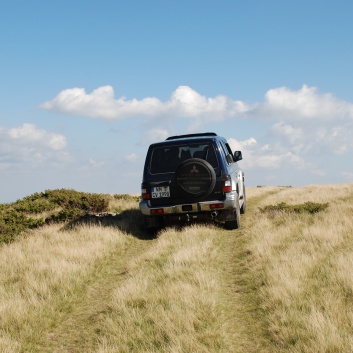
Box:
[150,143,218,174]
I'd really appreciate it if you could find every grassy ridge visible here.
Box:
[0,189,111,244]
[1,184,353,352]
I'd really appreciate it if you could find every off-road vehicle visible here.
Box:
[139,132,246,232]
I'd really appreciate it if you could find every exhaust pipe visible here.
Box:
[211,211,218,219]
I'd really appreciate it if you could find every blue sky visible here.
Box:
[1,0,353,202]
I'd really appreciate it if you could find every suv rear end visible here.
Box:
[139,132,246,232]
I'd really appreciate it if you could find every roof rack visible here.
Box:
[166,132,217,140]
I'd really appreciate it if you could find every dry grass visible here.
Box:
[247,183,353,352]
[95,225,225,353]
[1,184,353,352]
[106,194,140,213]
[0,224,129,353]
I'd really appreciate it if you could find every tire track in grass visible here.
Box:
[28,187,283,353]
[213,187,285,352]
[30,233,155,353]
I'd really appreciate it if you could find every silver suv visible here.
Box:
[139,132,246,232]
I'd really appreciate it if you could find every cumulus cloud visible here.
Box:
[262,85,353,121]
[41,86,165,120]
[6,123,67,150]
[270,120,353,156]
[40,85,252,121]
[271,122,303,144]
[0,123,69,170]
[41,84,353,123]
[228,137,320,174]
[39,84,353,181]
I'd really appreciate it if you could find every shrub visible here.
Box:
[259,201,329,215]
[0,189,110,244]
[113,194,140,202]
[0,209,45,244]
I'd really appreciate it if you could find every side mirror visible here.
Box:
[233,151,242,162]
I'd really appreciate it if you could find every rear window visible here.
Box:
[150,143,219,174]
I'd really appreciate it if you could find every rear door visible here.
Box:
[148,141,222,206]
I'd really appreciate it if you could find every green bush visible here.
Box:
[0,189,110,244]
[0,208,45,244]
[260,201,329,215]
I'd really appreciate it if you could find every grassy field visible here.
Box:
[1,184,353,352]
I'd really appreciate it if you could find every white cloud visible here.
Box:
[262,85,353,121]
[40,86,165,120]
[168,86,250,118]
[124,153,138,163]
[228,137,319,173]
[40,85,252,121]
[39,84,353,183]
[41,84,353,123]
[270,120,353,156]
[228,137,256,154]
[271,122,303,143]
[40,84,353,154]
[6,123,67,150]
[140,128,170,145]
[0,123,69,170]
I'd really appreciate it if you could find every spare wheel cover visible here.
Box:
[176,158,216,196]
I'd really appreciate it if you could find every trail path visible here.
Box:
[212,189,281,353]
[27,188,282,353]
[34,235,155,352]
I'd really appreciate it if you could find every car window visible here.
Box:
[150,143,219,174]
[225,143,233,156]
[218,142,229,162]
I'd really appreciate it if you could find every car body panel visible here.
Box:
[139,132,245,230]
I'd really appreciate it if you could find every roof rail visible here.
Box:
[166,132,217,140]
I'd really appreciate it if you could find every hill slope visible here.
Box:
[1,184,353,352]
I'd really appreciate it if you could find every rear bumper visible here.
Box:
[139,191,238,217]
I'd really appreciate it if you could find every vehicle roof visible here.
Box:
[166,132,217,140]
[149,132,226,147]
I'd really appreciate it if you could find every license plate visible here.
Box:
[151,186,170,198]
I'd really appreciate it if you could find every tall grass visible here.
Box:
[1,184,353,352]
[0,224,129,353]
[95,225,226,353]
[0,195,232,352]
[248,184,353,352]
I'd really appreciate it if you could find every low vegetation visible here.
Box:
[259,201,329,215]
[249,184,353,352]
[0,184,353,352]
[0,189,111,244]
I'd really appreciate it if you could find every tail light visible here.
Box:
[210,203,224,209]
[222,175,232,193]
[150,208,164,215]
[141,184,151,200]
